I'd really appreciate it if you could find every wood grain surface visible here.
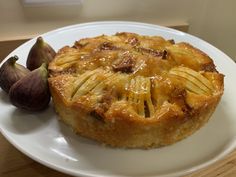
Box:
[1,30,236,177]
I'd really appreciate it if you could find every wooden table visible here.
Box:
[0,132,236,177]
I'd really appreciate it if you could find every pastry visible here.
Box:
[48,32,224,148]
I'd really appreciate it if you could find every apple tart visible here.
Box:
[48,32,224,148]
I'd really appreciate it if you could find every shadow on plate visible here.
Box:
[0,90,11,104]
[7,103,55,134]
[58,121,99,147]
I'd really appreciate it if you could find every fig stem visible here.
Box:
[8,56,18,66]
[36,37,44,47]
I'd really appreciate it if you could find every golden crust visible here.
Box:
[48,32,224,148]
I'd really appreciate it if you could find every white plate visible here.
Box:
[1,21,236,177]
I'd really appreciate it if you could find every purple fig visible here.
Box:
[26,37,56,71]
[9,63,50,111]
[0,56,30,93]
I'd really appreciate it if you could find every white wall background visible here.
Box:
[0,0,235,60]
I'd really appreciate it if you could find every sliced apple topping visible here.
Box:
[125,76,154,118]
[86,73,131,110]
[71,69,105,100]
[55,51,83,66]
[91,73,115,94]
[169,66,214,95]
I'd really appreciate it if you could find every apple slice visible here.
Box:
[127,76,154,117]
[169,66,213,94]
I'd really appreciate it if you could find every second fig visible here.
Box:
[26,37,56,71]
